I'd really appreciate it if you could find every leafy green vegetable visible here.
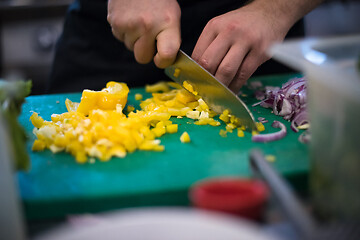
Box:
[0,80,32,170]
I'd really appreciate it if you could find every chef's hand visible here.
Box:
[191,0,322,93]
[107,0,181,68]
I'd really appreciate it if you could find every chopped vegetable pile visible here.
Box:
[253,77,309,133]
[30,81,259,163]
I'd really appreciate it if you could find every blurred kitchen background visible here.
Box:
[0,0,360,95]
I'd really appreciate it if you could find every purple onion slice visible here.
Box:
[252,121,287,142]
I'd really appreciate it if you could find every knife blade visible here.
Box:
[164,50,256,131]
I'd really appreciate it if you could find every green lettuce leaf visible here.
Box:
[0,80,32,170]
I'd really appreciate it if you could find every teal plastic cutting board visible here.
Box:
[17,74,308,220]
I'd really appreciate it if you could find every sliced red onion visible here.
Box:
[290,109,309,132]
[284,78,306,98]
[255,77,308,137]
[254,90,266,100]
[298,130,311,144]
[252,101,262,107]
[257,117,268,123]
[252,121,287,142]
[259,99,273,108]
[278,98,292,116]
[248,81,263,89]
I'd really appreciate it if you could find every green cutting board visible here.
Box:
[17,74,308,220]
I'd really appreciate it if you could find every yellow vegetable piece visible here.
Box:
[195,118,220,126]
[186,101,199,109]
[183,81,198,95]
[167,81,182,89]
[237,128,245,137]
[53,135,67,148]
[173,68,181,78]
[152,125,166,137]
[145,81,170,93]
[176,89,197,105]
[219,129,227,137]
[226,123,237,132]
[139,140,164,151]
[135,93,143,101]
[180,131,191,143]
[256,122,265,132]
[75,151,88,164]
[219,109,230,123]
[229,115,241,126]
[197,98,209,111]
[127,105,135,113]
[77,81,129,115]
[166,124,178,134]
[30,112,45,128]
[65,98,79,112]
[265,155,276,162]
[186,111,200,120]
[32,139,46,151]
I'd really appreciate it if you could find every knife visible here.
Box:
[164,50,256,131]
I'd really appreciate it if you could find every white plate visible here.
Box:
[36,208,281,240]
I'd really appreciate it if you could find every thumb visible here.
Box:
[154,26,181,69]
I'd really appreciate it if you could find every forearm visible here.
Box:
[246,0,325,33]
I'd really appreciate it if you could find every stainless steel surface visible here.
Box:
[165,50,256,130]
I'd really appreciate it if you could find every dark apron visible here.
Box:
[47,0,303,93]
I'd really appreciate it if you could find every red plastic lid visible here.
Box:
[189,178,268,220]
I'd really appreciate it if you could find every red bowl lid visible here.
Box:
[189,177,268,219]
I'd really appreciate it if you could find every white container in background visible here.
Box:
[270,35,360,220]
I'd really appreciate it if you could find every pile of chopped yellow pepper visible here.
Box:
[30,81,264,163]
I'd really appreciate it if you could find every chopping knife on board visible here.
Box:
[165,50,256,131]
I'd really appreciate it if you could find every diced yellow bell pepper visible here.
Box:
[197,98,209,111]
[256,122,265,132]
[30,112,45,128]
[166,124,178,133]
[219,129,227,137]
[173,68,181,77]
[32,139,46,151]
[30,78,254,164]
[186,111,200,119]
[77,82,129,115]
[237,128,245,137]
[65,98,79,112]
[265,155,276,162]
[219,109,230,123]
[180,131,191,143]
[75,151,88,163]
[167,81,182,89]
[127,105,135,113]
[226,123,237,133]
[152,126,166,138]
[183,81,198,95]
[135,93,143,101]
[176,89,196,104]
[145,82,170,93]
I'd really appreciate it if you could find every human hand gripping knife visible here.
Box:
[165,50,256,131]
